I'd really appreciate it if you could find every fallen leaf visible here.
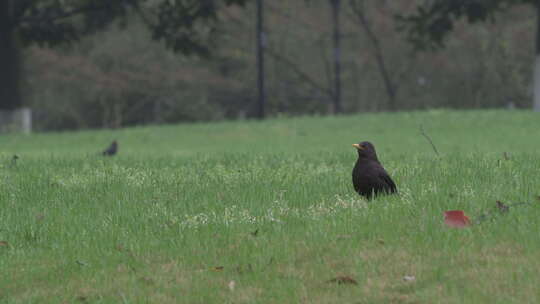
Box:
[76,295,88,302]
[211,266,224,272]
[228,280,236,291]
[496,201,509,213]
[76,260,88,267]
[444,210,470,228]
[377,239,385,245]
[403,275,416,282]
[327,275,358,285]
[0,241,9,247]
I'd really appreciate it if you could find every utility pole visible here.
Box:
[330,0,342,114]
[256,0,266,119]
[534,2,540,111]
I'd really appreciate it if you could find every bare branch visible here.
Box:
[265,47,334,98]
[419,124,440,157]
[221,5,334,101]
[315,36,334,97]
[349,0,398,109]
[131,1,157,29]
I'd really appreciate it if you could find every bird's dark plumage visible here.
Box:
[352,141,396,199]
[102,140,118,156]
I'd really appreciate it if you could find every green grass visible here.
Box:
[1,110,540,303]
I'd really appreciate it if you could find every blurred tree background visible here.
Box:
[6,0,537,130]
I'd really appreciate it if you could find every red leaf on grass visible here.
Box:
[444,210,470,228]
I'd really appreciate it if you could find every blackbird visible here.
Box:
[9,155,18,168]
[102,140,118,156]
[352,141,396,199]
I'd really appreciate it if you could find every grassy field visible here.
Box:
[1,110,540,303]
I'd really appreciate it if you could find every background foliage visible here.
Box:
[19,0,536,130]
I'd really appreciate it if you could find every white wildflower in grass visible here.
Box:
[180,213,210,229]
[264,208,282,223]
[397,186,413,206]
[461,185,476,198]
[272,200,294,217]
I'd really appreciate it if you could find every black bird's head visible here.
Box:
[352,141,378,161]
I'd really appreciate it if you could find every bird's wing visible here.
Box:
[378,172,397,193]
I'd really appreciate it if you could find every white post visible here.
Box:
[20,107,31,134]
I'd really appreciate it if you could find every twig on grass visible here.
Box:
[473,201,532,225]
[419,125,440,157]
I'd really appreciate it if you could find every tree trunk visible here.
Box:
[534,2,540,111]
[330,0,342,114]
[256,0,266,119]
[0,0,22,110]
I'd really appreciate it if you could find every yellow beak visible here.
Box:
[352,144,363,150]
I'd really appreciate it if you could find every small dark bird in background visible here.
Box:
[102,140,118,156]
[496,200,509,213]
[9,155,19,167]
[352,141,397,199]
